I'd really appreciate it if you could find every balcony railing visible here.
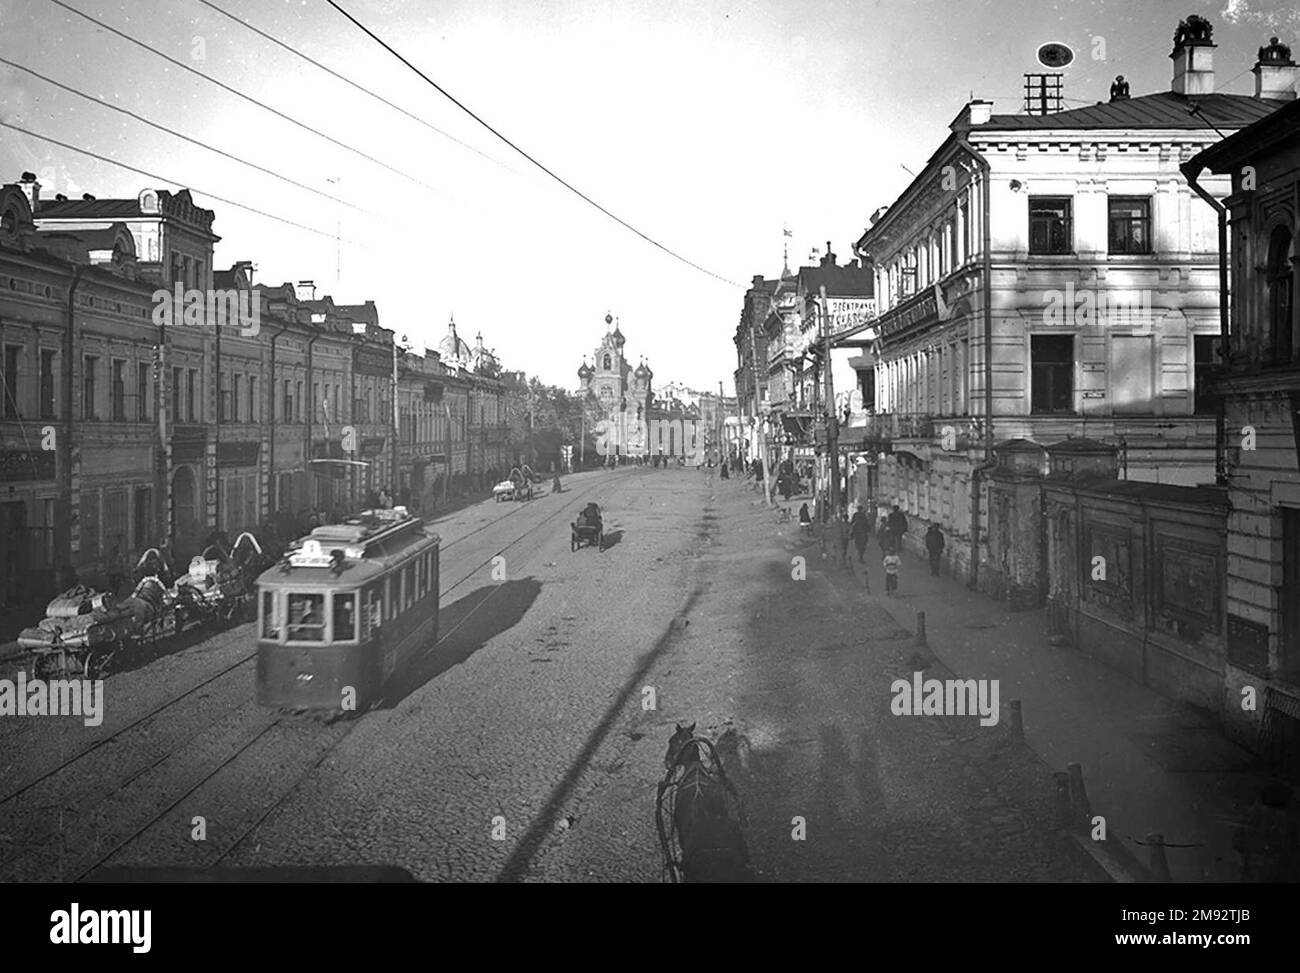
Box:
[841,412,983,449]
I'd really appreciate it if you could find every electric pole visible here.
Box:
[822,284,845,563]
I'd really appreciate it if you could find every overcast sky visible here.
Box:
[3,0,1299,392]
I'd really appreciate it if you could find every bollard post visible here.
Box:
[1067,762,1092,829]
[1054,772,1073,829]
[1147,833,1171,882]
[1007,699,1023,741]
[915,611,927,646]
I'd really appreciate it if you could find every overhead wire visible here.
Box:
[192,0,513,173]
[325,0,743,289]
[45,0,445,200]
[2,121,371,249]
[0,56,389,223]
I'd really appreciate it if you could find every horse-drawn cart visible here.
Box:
[16,532,269,679]
[571,502,603,552]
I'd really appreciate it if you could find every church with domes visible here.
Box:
[578,313,655,455]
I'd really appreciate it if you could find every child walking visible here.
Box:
[883,547,901,596]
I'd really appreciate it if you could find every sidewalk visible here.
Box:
[839,541,1271,882]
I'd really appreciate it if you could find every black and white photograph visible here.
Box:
[0,0,1297,947]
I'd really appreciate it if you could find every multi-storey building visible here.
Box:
[853,20,1291,582]
[577,313,654,460]
[734,276,776,465]
[1,171,513,625]
[1184,67,1300,765]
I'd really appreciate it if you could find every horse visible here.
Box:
[658,722,756,883]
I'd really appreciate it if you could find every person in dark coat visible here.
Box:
[849,506,872,563]
[925,523,945,576]
[887,504,909,549]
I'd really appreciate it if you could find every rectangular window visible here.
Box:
[217,372,227,422]
[296,381,303,422]
[283,380,293,422]
[313,382,320,420]
[3,345,18,418]
[137,361,150,421]
[404,563,415,609]
[386,576,396,621]
[365,583,382,634]
[173,367,183,421]
[1283,510,1300,678]
[232,373,242,422]
[40,350,55,419]
[332,592,356,642]
[261,590,281,640]
[1108,196,1152,254]
[1031,335,1074,414]
[82,355,98,420]
[1193,335,1221,415]
[187,368,197,422]
[248,375,257,423]
[111,359,126,420]
[133,486,151,549]
[287,592,325,642]
[1029,196,1073,254]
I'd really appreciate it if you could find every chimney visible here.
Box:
[965,99,993,126]
[1254,36,1297,100]
[820,241,836,267]
[17,171,39,209]
[295,279,316,301]
[1170,15,1216,96]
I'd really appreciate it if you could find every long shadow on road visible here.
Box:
[495,586,704,882]
[379,578,542,709]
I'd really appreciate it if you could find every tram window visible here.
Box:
[405,563,415,608]
[333,593,356,642]
[366,584,382,630]
[386,576,396,621]
[287,593,326,642]
[416,555,425,597]
[261,591,280,639]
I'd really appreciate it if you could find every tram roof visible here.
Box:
[256,508,439,588]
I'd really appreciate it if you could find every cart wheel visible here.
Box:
[84,647,111,680]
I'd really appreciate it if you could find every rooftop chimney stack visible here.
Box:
[1170,15,1216,96]
[17,171,39,210]
[1253,36,1297,100]
[295,279,316,301]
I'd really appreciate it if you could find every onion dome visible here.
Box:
[610,316,625,349]
[634,358,651,380]
[578,358,593,379]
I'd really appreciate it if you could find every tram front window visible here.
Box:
[333,593,356,642]
[287,593,326,642]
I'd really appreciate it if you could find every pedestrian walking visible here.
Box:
[1233,782,1300,882]
[887,503,909,551]
[883,546,901,596]
[925,523,945,576]
[850,506,871,563]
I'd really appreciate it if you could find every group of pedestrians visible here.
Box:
[839,501,948,596]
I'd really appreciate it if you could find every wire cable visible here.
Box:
[2,121,370,248]
[0,57,387,222]
[45,0,445,200]
[192,0,512,173]
[325,0,742,289]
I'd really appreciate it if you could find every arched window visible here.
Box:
[603,354,612,370]
[1267,225,1294,365]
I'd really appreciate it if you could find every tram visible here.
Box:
[255,506,440,711]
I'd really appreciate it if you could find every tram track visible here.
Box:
[0,483,574,811]
[0,472,624,880]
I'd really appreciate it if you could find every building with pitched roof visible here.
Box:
[1183,75,1300,762]
[852,17,1294,587]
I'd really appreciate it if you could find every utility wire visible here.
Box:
[46,0,445,200]
[0,57,390,223]
[326,0,742,289]
[193,0,512,173]
[2,121,370,249]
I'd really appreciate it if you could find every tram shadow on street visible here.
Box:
[378,578,542,709]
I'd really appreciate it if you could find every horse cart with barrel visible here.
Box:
[16,532,270,679]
